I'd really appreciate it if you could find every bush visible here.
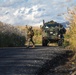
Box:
[0,22,26,47]
[66,7,76,50]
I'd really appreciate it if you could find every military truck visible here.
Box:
[41,20,66,46]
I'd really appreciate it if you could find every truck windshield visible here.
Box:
[45,24,60,27]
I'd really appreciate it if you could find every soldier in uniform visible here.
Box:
[26,26,35,48]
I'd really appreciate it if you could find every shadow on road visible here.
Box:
[36,50,74,75]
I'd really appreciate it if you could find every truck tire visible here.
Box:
[58,39,63,46]
[42,39,48,46]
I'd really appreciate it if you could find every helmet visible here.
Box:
[28,26,32,30]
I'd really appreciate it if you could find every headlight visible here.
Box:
[58,35,60,37]
[50,32,53,34]
[53,34,56,35]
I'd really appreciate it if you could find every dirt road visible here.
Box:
[0,46,73,75]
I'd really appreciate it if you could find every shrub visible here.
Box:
[0,22,26,47]
[66,7,76,50]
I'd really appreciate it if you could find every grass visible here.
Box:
[66,7,76,50]
[17,26,42,44]
[64,7,76,60]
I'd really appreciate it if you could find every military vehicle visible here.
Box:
[41,20,66,46]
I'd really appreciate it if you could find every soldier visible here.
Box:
[26,26,35,48]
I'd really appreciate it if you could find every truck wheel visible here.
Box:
[58,39,63,46]
[42,39,48,46]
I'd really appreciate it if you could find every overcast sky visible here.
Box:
[0,0,76,26]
